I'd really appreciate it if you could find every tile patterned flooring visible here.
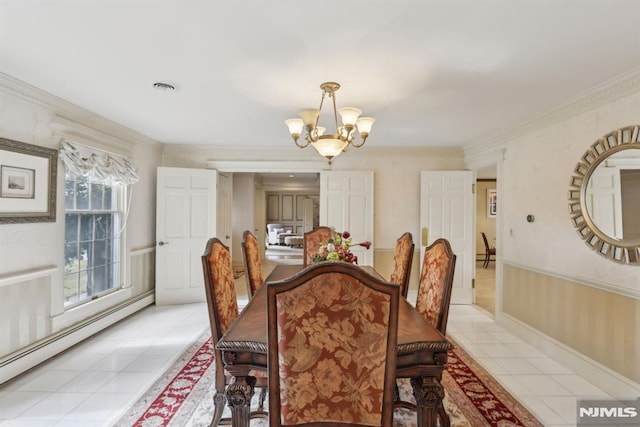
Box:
[0,259,618,427]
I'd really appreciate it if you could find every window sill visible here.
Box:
[51,286,133,332]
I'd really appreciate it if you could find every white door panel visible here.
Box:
[320,171,374,266]
[156,167,217,305]
[420,171,474,304]
[586,167,622,239]
[217,173,232,247]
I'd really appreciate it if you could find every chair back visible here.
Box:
[267,263,399,427]
[242,230,263,298]
[201,238,240,393]
[481,232,491,251]
[481,232,496,268]
[389,232,414,298]
[302,226,333,266]
[415,238,456,335]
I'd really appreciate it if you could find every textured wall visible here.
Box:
[503,263,640,383]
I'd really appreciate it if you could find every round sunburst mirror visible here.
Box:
[568,125,640,265]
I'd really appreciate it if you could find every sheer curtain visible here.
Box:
[59,141,139,185]
[59,141,139,233]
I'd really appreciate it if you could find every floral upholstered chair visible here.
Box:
[389,232,414,299]
[302,226,333,266]
[415,238,457,335]
[201,238,267,425]
[413,238,456,424]
[267,262,400,427]
[242,230,264,298]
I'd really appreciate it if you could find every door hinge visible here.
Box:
[472,183,476,194]
[472,278,475,288]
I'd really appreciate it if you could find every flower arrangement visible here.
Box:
[312,230,371,264]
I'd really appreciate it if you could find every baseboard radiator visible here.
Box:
[0,291,154,385]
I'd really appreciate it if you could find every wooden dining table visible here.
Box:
[216,264,454,427]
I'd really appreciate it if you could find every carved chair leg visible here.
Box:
[210,390,226,426]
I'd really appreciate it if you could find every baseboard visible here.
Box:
[498,312,640,399]
[0,292,154,385]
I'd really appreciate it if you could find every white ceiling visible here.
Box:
[2,0,640,152]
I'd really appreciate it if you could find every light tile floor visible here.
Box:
[0,261,617,427]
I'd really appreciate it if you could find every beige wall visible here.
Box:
[503,264,640,383]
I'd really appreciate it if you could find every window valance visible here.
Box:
[59,141,139,185]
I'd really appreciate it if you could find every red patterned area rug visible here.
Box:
[115,333,543,427]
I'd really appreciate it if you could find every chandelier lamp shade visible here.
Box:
[285,82,375,164]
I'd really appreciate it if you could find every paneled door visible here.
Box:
[217,172,233,248]
[320,171,374,266]
[156,167,217,305]
[586,166,623,239]
[420,171,474,304]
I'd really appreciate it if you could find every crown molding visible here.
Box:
[0,72,160,149]
[464,66,640,164]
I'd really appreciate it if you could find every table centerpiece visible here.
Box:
[312,230,371,264]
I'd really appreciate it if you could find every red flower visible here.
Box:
[354,241,371,250]
[342,231,350,239]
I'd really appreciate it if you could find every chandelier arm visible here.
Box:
[293,136,310,148]
[350,135,368,148]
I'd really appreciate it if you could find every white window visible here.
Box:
[64,176,122,306]
[60,142,138,307]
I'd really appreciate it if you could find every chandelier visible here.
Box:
[285,82,375,164]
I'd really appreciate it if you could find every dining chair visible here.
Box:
[481,232,496,268]
[267,262,399,427]
[404,237,457,423]
[416,238,457,335]
[241,230,264,299]
[302,226,333,266]
[389,232,414,298]
[201,237,267,426]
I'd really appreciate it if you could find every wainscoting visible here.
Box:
[502,262,640,393]
[0,247,156,384]
[0,267,56,358]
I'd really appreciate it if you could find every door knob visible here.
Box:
[158,241,169,246]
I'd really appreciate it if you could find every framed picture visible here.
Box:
[487,188,497,218]
[0,137,57,224]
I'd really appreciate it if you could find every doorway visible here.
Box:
[475,170,497,315]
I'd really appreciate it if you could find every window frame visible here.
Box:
[63,174,127,308]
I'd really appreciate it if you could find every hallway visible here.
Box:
[474,261,496,315]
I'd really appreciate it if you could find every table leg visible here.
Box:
[410,375,449,427]
[225,375,256,427]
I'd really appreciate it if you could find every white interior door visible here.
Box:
[586,166,623,239]
[156,167,217,305]
[420,171,474,304]
[217,172,233,248]
[320,171,374,266]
